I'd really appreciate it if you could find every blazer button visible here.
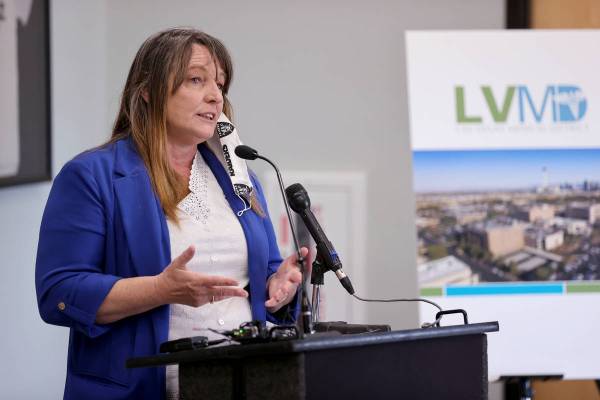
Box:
[57,302,66,311]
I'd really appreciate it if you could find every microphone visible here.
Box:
[234,145,258,160]
[285,183,355,295]
[234,144,313,335]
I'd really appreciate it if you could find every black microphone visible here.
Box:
[285,183,355,295]
[234,145,258,160]
[234,144,314,335]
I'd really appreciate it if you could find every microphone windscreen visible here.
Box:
[235,145,259,160]
[285,183,311,212]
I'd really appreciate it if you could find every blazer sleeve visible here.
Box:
[250,173,300,324]
[35,159,121,338]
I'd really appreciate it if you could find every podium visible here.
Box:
[128,321,498,400]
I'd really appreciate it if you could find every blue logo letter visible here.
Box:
[555,85,587,122]
[518,86,555,123]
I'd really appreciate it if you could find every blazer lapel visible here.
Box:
[113,138,171,277]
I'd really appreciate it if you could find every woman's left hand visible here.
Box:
[265,247,309,313]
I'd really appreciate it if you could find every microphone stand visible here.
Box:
[310,254,325,323]
[254,154,314,337]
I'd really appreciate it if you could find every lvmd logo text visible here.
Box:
[455,85,587,124]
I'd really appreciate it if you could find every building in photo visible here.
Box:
[566,202,600,224]
[418,255,479,287]
[514,204,555,223]
[525,226,564,251]
[464,219,526,259]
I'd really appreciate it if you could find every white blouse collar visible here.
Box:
[178,151,210,224]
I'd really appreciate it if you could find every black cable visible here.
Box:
[352,293,443,329]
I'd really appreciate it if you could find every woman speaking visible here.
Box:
[35,28,306,400]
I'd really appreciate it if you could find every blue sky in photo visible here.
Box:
[413,149,600,193]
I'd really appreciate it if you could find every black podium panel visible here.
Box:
[128,322,498,400]
[181,354,307,400]
[304,333,486,399]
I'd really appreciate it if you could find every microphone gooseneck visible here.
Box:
[234,145,313,336]
[285,183,355,295]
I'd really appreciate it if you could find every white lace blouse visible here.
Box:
[165,150,252,400]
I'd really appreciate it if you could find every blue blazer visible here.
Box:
[35,137,295,399]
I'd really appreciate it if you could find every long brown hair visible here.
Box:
[111,28,262,221]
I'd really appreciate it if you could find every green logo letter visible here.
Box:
[482,86,515,123]
[455,86,482,123]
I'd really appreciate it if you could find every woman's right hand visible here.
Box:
[154,245,248,307]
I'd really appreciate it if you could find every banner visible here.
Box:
[406,30,600,379]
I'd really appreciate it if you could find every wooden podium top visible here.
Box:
[127,321,498,369]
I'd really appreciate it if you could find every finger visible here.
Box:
[171,245,195,269]
[194,274,239,287]
[284,247,310,267]
[209,287,248,298]
[300,246,309,258]
[212,289,249,303]
[287,269,302,284]
[265,297,280,308]
[296,247,309,263]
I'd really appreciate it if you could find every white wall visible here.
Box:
[0,1,108,398]
[0,0,503,397]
